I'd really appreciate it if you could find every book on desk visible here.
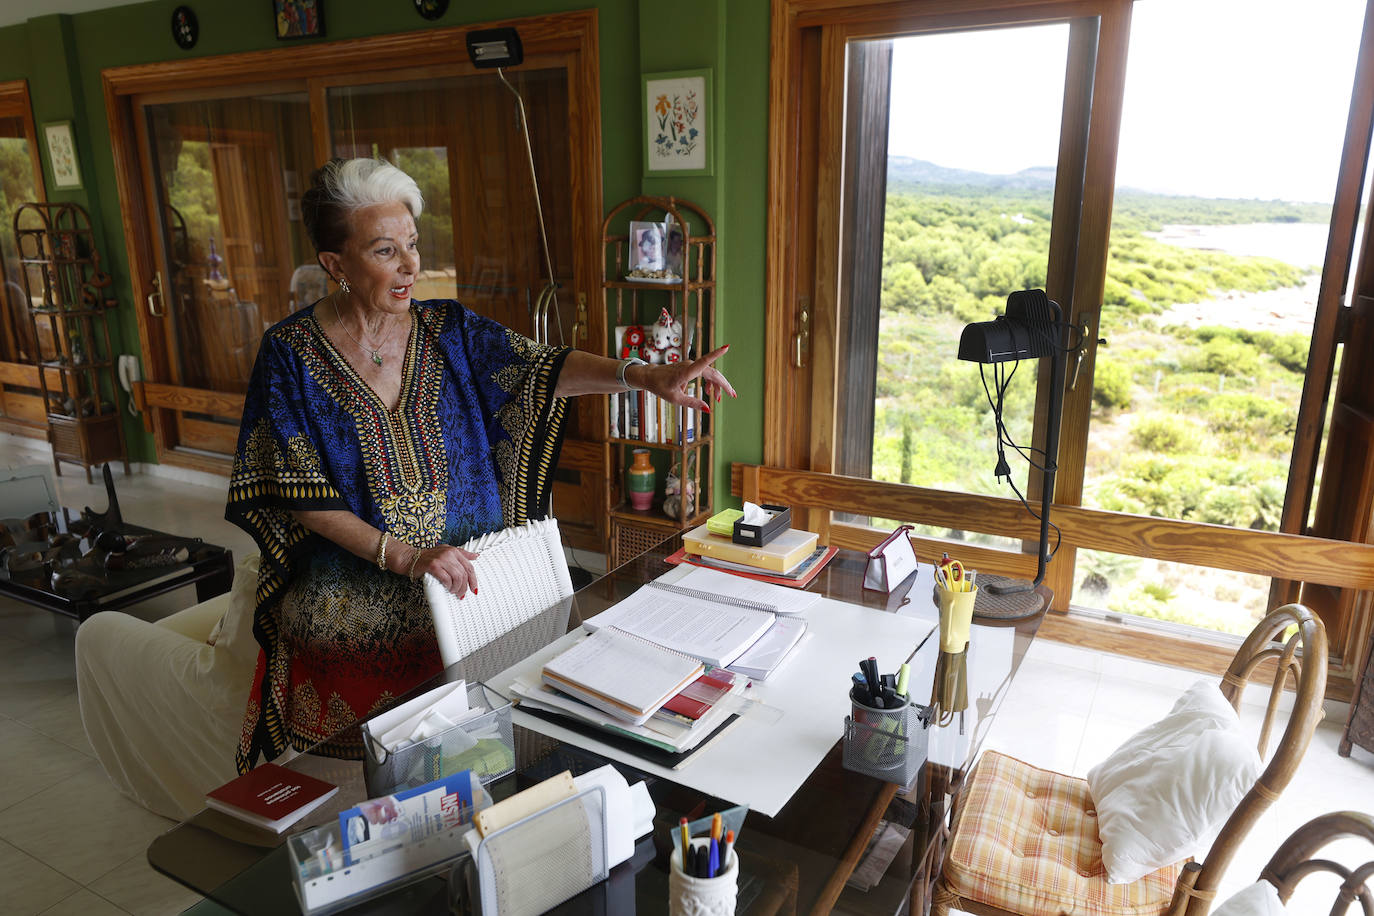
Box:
[511,568,814,764]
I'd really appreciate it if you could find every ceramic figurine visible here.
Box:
[644,308,684,364]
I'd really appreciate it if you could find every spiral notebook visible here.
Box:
[582,580,778,668]
[542,627,704,726]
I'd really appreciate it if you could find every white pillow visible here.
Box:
[1087,679,1262,884]
[207,554,261,669]
[1213,881,1286,915]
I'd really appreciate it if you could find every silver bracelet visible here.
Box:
[617,357,647,390]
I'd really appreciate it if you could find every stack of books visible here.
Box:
[510,570,817,762]
[680,522,834,586]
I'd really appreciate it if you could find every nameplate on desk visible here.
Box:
[864,525,918,593]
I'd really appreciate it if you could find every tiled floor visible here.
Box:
[2,432,1372,915]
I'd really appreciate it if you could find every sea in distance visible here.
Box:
[1144,221,1329,335]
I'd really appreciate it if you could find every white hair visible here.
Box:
[303,158,424,252]
[330,158,423,218]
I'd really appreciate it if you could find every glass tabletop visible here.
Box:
[149,533,1045,915]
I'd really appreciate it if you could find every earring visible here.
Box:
[338,277,351,294]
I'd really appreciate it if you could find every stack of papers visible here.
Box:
[541,628,704,726]
[512,666,748,755]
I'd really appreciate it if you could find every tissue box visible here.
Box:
[362,682,514,798]
[732,505,791,547]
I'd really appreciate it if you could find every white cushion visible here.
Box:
[1087,679,1262,884]
[205,554,261,669]
[1213,881,1286,915]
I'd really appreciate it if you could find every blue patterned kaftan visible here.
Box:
[226,299,569,772]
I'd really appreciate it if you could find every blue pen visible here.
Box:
[708,836,720,878]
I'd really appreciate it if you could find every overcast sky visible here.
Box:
[886,1,1366,203]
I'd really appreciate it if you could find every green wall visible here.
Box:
[0,0,767,507]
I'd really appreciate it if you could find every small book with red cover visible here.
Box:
[654,670,739,726]
[205,763,339,833]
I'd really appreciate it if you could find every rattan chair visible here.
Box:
[932,603,1328,916]
[1250,811,1374,914]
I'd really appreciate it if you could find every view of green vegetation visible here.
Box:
[0,134,38,363]
[877,171,1326,633]
[164,140,222,268]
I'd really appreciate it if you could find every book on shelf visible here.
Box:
[541,627,704,726]
[205,763,339,834]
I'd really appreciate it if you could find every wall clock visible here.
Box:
[171,6,199,50]
[413,0,449,21]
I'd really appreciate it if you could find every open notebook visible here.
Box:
[541,627,704,726]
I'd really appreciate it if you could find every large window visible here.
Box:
[769,0,1374,675]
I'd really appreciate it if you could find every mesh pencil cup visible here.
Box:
[842,686,929,786]
[669,841,738,916]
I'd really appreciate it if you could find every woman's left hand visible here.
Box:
[640,345,737,411]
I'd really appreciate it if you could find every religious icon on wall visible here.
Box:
[272,0,324,40]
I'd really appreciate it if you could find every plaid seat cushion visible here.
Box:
[943,751,1182,916]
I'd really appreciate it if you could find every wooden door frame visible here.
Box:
[102,10,604,474]
[0,79,47,436]
[765,0,1373,692]
[767,0,1129,571]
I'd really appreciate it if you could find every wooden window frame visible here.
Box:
[102,11,604,476]
[0,79,47,436]
[766,0,1374,695]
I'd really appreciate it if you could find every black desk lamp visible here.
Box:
[957,289,1069,595]
[466,27,562,346]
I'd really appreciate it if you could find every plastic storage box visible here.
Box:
[362,682,514,798]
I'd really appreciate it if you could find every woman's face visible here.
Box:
[638,230,661,265]
[320,200,420,316]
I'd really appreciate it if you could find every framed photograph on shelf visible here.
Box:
[272,0,324,40]
[642,69,712,177]
[43,122,81,190]
[628,221,665,273]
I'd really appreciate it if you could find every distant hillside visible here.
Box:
[886,157,1331,226]
[886,156,1055,191]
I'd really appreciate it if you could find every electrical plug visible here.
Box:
[994,453,1011,482]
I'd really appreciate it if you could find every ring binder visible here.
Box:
[646,579,780,615]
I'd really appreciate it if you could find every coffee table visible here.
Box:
[149,534,1047,914]
[0,512,233,621]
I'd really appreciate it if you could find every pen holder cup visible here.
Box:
[669,843,738,916]
[362,682,514,797]
[843,689,929,787]
[935,585,978,653]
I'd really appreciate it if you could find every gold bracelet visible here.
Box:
[376,531,390,571]
[406,547,425,580]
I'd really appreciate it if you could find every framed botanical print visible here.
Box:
[43,122,81,190]
[643,69,712,177]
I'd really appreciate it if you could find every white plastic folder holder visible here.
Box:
[425,518,576,668]
[289,786,486,916]
[362,682,514,798]
[470,785,610,916]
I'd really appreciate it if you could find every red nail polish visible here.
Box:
[473,586,479,594]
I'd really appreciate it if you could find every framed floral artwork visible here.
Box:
[43,122,81,190]
[642,69,712,177]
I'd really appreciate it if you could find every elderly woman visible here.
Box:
[227,158,733,772]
